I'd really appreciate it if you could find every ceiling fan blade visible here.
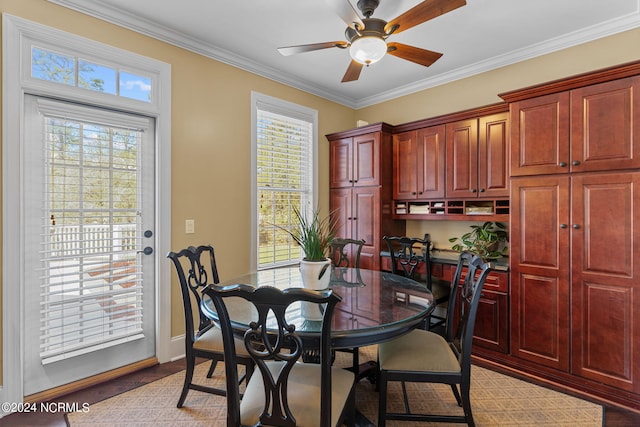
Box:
[324,0,364,29]
[341,60,364,82]
[278,41,348,56]
[386,42,443,67]
[385,0,466,35]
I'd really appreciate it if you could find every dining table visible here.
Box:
[200,265,434,355]
[201,265,434,426]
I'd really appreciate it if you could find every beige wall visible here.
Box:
[1,0,639,387]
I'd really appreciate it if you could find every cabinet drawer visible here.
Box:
[483,271,508,292]
[453,266,508,293]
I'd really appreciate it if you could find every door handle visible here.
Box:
[138,246,153,255]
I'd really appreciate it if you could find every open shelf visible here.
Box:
[393,199,509,221]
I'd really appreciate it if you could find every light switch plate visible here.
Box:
[185,219,195,234]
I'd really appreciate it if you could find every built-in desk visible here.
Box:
[380,250,510,354]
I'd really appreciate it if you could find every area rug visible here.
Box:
[67,346,602,426]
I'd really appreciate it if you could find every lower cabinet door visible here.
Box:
[473,290,508,353]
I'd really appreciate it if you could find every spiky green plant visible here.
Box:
[280,207,339,261]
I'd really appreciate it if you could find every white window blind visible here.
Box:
[38,109,145,364]
[256,102,314,269]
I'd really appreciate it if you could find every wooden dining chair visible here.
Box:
[383,234,451,331]
[206,283,356,427]
[377,251,494,427]
[329,237,365,268]
[167,245,254,407]
[329,237,366,373]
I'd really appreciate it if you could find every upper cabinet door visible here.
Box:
[417,125,446,199]
[392,126,445,200]
[329,137,353,188]
[352,132,380,187]
[478,112,509,198]
[392,131,418,199]
[570,76,640,173]
[446,118,479,198]
[510,92,570,176]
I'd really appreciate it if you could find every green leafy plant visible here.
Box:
[278,207,339,261]
[448,221,509,259]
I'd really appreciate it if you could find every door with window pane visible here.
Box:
[22,96,156,395]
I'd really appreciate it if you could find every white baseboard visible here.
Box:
[169,334,186,362]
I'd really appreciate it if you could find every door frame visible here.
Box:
[2,15,172,409]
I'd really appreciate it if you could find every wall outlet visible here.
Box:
[185,219,195,234]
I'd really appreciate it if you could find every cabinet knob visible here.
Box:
[572,224,581,229]
[471,188,477,193]
[560,223,567,228]
[572,160,581,166]
[559,162,567,167]
[352,217,357,221]
[412,192,417,195]
[479,188,485,193]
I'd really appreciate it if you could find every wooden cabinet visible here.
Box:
[570,172,640,393]
[510,76,640,176]
[509,176,571,371]
[497,62,640,410]
[330,132,381,188]
[446,112,509,198]
[472,270,509,354]
[390,104,510,221]
[447,265,510,354]
[392,125,446,200]
[511,172,640,392]
[327,123,404,270]
[330,186,380,270]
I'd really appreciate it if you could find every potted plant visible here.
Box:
[448,221,508,259]
[278,206,339,289]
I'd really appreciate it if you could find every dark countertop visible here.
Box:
[380,249,509,271]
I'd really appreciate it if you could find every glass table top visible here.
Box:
[201,266,434,349]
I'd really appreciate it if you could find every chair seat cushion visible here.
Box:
[378,329,460,373]
[240,361,354,427]
[193,325,249,356]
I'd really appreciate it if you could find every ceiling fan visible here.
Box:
[277,0,467,82]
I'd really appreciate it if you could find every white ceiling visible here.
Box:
[50,0,640,108]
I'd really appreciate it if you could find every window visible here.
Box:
[31,46,152,102]
[252,93,318,269]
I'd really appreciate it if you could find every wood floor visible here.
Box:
[1,359,639,426]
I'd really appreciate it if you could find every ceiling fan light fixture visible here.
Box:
[349,36,387,65]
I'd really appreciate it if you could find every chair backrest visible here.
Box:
[329,237,365,268]
[445,251,493,369]
[167,245,220,346]
[383,234,433,286]
[206,284,341,427]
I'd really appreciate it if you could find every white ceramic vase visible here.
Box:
[299,258,332,290]
[301,300,324,321]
